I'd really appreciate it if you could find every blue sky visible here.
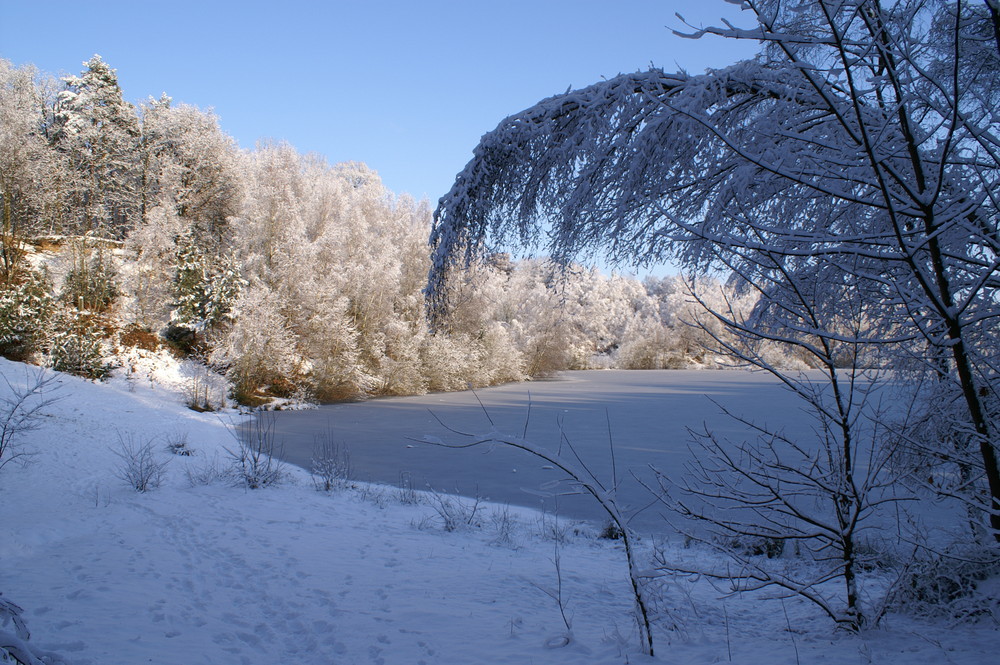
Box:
[0,0,756,205]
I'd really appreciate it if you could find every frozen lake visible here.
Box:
[270,369,825,535]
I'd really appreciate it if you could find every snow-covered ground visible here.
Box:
[1,356,997,664]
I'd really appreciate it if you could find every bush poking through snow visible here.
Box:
[223,412,284,489]
[713,534,786,559]
[425,489,483,532]
[184,453,225,487]
[164,431,195,456]
[395,471,420,505]
[489,504,519,548]
[113,432,169,492]
[182,363,224,412]
[310,429,351,492]
[598,521,625,541]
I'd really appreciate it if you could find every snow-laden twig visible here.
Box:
[0,592,68,665]
[0,366,61,476]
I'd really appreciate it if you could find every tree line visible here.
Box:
[0,55,799,405]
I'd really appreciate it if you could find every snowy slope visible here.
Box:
[1,357,997,664]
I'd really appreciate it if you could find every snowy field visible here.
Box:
[2,356,998,664]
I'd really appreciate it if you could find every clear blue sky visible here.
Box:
[0,0,757,205]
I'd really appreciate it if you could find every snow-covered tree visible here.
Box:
[48,308,110,380]
[119,203,186,328]
[0,60,60,274]
[50,55,141,238]
[61,240,119,312]
[140,97,241,244]
[428,0,1000,542]
[210,282,298,404]
[170,233,243,332]
[0,268,53,361]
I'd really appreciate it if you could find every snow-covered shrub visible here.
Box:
[47,309,111,380]
[888,547,1000,621]
[713,533,786,559]
[164,431,194,456]
[113,432,168,492]
[419,333,475,393]
[310,430,352,492]
[534,514,576,544]
[369,319,427,396]
[223,412,284,489]
[182,362,226,412]
[184,454,225,487]
[297,299,370,402]
[471,323,526,386]
[488,504,520,548]
[395,471,419,505]
[615,317,688,369]
[210,284,297,406]
[423,490,483,532]
[0,269,54,361]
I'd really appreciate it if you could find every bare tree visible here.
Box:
[428,0,1000,540]
[647,264,908,630]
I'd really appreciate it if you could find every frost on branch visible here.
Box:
[429,0,1000,541]
[428,60,821,312]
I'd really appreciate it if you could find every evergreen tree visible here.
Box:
[50,55,141,238]
[171,234,243,332]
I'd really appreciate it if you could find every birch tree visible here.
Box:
[428,0,1000,541]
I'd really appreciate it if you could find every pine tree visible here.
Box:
[0,268,54,361]
[51,55,141,238]
[170,234,243,332]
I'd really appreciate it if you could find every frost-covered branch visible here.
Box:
[428,0,1000,541]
